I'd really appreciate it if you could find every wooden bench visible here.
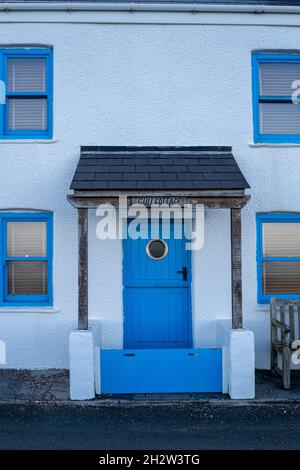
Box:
[270,298,300,389]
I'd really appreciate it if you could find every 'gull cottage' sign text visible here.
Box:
[133,196,185,206]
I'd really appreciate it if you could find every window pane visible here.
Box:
[263,222,300,257]
[8,98,47,130]
[7,58,46,93]
[8,261,48,295]
[263,261,300,295]
[259,102,300,134]
[260,62,300,97]
[7,221,47,257]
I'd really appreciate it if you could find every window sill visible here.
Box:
[0,307,60,314]
[0,139,58,144]
[249,142,300,148]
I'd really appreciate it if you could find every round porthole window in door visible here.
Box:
[146,239,168,261]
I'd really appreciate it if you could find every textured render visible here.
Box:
[0,22,300,369]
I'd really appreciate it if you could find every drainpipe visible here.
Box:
[1,2,300,14]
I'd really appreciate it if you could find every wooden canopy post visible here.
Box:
[78,208,88,330]
[231,208,243,329]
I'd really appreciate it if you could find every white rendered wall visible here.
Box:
[0,22,300,368]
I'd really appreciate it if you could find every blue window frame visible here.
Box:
[257,213,300,304]
[0,213,53,307]
[252,52,300,143]
[0,48,53,139]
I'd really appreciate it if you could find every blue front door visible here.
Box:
[123,220,192,349]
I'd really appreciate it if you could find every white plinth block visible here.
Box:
[216,320,255,399]
[69,330,95,400]
[229,329,255,399]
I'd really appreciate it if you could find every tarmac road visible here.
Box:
[0,402,299,450]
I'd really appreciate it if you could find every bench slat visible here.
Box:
[289,305,295,342]
[280,305,285,342]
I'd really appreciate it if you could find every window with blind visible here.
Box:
[252,52,300,143]
[0,48,53,139]
[257,214,300,303]
[0,213,53,306]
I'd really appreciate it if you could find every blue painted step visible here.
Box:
[101,348,222,394]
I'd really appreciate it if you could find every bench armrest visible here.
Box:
[272,319,291,333]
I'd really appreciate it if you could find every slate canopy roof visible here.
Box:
[70,146,250,191]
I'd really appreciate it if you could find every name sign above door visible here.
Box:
[132,196,185,207]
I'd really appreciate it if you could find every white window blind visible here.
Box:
[260,102,300,134]
[8,98,47,130]
[6,221,48,296]
[8,261,48,295]
[258,61,300,135]
[7,57,47,131]
[7,58,46,93]
[263,262,300,295]
[260,62,300,96]
[262,222,300,295]
[7,221,47,257]
[263,223,300,258]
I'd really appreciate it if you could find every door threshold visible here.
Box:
[97,392,228,401]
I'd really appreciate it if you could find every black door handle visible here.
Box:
[177,267,187,281]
